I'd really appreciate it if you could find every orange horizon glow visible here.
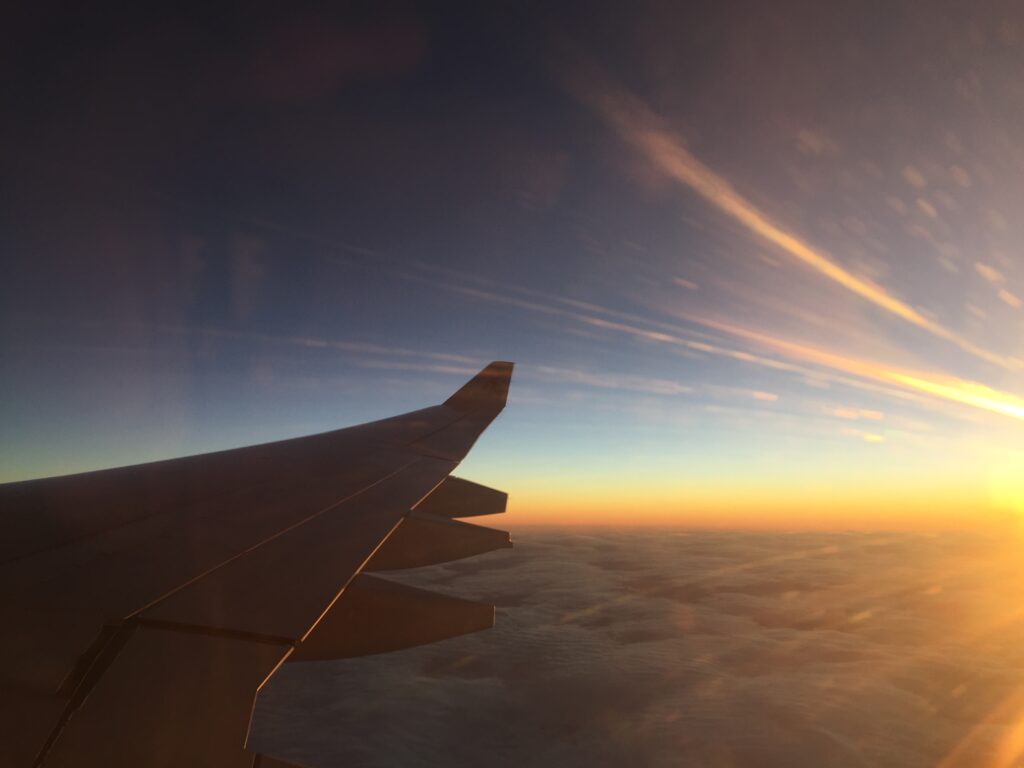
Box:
[502,495,1017,531]
[478,460,1024,531]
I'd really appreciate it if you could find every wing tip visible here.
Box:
[444,361,515,411]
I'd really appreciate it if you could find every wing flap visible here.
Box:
[289,574,494,661]
[364,511,511,571]
[140,458,456,640]
[415,475,508,518]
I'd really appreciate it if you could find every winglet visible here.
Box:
[444,361,514,412]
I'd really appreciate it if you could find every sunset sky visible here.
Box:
[4,2,1024,529]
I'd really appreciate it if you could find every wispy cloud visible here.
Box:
[829,407,885,421]
[841,427,886,443]
[998,289,1022,309]
[10,312,485,370]
[886,372,1024,421]
[351,360,480,376]
[424,278,973,415]
[686,314,1024,422]
[530,365,692,396]
[560,51,1021,371]
[259,236,1024,427]
[975,263,1005,284]
[433,276,984,416]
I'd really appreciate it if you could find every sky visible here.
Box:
[4,1,1024,528]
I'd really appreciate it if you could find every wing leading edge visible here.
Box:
[0,361,514,768]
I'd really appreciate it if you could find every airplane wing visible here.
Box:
[0,361,515,768]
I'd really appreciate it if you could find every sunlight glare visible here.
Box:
[989,452,1024,521]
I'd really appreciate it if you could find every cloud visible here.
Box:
[975,263,1005,284]
[251,529,1024,767]
[420,278,928,409]
[887,371,1024,421]
[682,314,1024,423]
[830,407,885,421]
[998,289,1022,309]
[841,427,886,443]
[559,51,1020,371]
[352,360,480,377]
[389,256,1024,428]
[530,365,692,396]
[901,166,928,189]
[415,265,1024,426]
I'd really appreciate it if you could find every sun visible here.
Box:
[989,452,1024,521]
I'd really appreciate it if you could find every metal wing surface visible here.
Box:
[0,361,515,767]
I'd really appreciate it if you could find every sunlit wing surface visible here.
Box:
[0,362,514,768]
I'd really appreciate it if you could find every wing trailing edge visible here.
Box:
[364,511,511,571]
[416,475,508,518]
[288,574,494,662]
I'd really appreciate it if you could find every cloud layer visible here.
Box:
[251,528,1024,767]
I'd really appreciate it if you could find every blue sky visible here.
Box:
[4,2,1024,527]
